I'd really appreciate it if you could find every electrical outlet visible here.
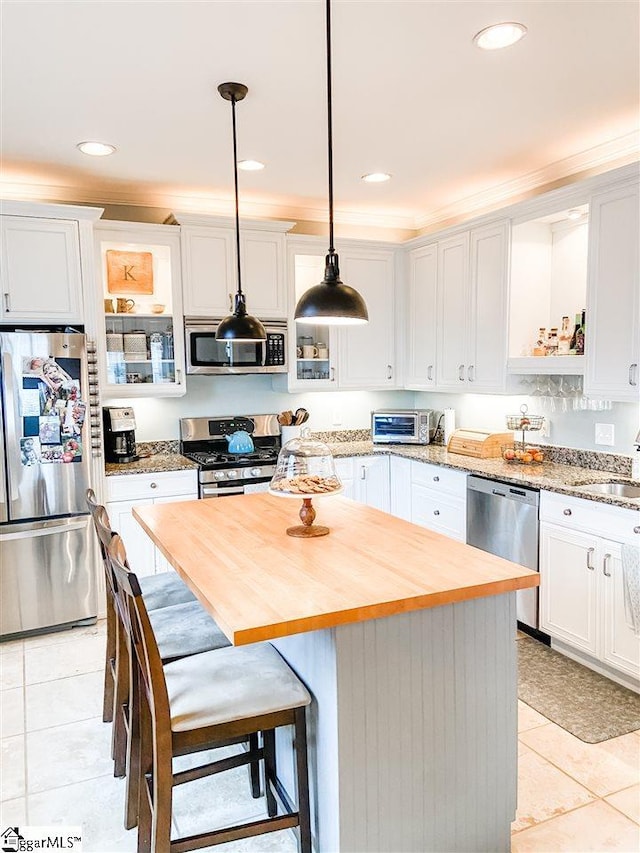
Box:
[594,423,615,446]
[332,409,342,426]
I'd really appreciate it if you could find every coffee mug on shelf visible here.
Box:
[316,343,328,359]
[117,298,135,313]
[104,298,115,313]
[302,344,319,359]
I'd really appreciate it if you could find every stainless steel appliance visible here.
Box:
[466,476,540,630]
[180,414,281,498]
[371,409,434,445]
[103,406,139,464]
[0,330,98,638]
[185,319,287,375]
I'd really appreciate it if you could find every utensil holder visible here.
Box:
[281,425,302,444]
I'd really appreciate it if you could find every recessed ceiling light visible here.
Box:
[473,22,527,51]
[567,209,583,221]
[238,159,265,171]
[361,172,392,183]
[76,141,116,156]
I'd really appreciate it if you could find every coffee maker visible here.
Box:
[103,406,139,464]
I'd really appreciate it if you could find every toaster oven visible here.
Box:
[371,409,434,445]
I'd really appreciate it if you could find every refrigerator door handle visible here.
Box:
[1,351,21,502]
[0,519,88,542]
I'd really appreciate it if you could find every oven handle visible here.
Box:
[200,485,246,498]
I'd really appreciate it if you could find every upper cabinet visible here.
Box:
[172,213,293,319]
[435,221,508,393]
[337,246,398,389]
[94,222,186,398]
[0,202,102,324]
[405,244,437,390]
[584,181,639,401]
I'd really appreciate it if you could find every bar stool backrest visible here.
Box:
[106,534,172,735]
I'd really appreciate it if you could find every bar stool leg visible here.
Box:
[248,732,261,798]
[294,707,312,853]
[263,729,278,817]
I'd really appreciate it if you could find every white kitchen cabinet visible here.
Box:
[1,215,84,323]
[585,181,640,401]
[435,223,508,393]
[405,244,438,389]
[175,213,293,319]
[337,247,398,389]
[540,491,640,685]
[106,470,198,576]
[334,455,389,511]
[95,222,187,398]
[389,455,412,520]
[410,461,467,541]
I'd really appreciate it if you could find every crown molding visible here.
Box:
[0,198,104,221]
[414,131,640,232]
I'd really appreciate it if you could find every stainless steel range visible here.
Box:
[180,415,281,499]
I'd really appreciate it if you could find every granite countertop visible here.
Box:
[327,440,640,512]
[104,453,198,476]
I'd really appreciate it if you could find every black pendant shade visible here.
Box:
[216,82,266,343]
[294,0,368,326]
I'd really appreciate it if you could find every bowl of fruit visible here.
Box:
[501,444,544,464]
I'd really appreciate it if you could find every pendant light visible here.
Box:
[215,82,266,342]
[294,0,368,325]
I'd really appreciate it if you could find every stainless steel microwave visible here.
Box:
[371,409,434,445]
[185,319,288,375]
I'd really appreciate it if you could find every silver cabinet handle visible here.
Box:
[458,364,465,381]
[629,364,638,386]
[427,364,434,381]
[387,364,393,380]
[433,476,439,482]
[635,526,640,534]
[150,482,158,490]
[176,368,182,384]
[330,367,335,382]
[3,292,10,313]
[467,364,475,382]
[563,508,572,516]
[229,293,233,312]
[586,547,595,571]
[360,465,366,480]
[433,509,440,516]
[603,553,612,577]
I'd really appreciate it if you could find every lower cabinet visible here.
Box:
[105,470,198,577]
[540,492,640,683]
[334,455,390,512]
[410,461,467,541]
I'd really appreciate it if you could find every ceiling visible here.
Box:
[1,0,638,234]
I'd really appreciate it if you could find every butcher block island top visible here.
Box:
[133,493,538,646]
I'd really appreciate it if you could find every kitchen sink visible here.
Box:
[578,481,640,498]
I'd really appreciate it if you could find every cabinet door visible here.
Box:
[1,216,82,322]
[601,541,640,679]
[467,222,508,393]
[181,226,234,316]
[405,244,437,389]
[338,249,396,389]
[389,456,412,521]
[334,457,356,500]
[540,523,598,655]
[153,494,198,574]
[585,183,640,401]
[106,499,156,578]
[355,456,390,512]
[436,234,469,391]
[241,231,286,318]
[411,485,466,541]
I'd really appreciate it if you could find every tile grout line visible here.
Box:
[511,794,637,837]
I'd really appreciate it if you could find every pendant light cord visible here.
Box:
[326,0,334,254]
[230,93,243,301]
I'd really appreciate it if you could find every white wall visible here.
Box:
[549,220,588,325]
[108,376,415,440]
[414,391,639,455]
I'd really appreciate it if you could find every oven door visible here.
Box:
[372,412,419,444]
[200,481,270,499]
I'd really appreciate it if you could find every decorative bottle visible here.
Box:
[575,310,586,356]
[558,316,572,355]
[547,327,558,356]
[533,327,547,357]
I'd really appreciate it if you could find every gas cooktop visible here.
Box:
[184,449,279,470]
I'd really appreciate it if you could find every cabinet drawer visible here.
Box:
[411,461,467,498]
[540,491,640,543]
[106,470,198,502]
[411,485,466,542]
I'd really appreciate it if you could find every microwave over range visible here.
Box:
[185,319,288,375]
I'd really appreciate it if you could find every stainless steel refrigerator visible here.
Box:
[0,330,97,638]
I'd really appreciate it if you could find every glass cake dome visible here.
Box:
[269,430,342,497]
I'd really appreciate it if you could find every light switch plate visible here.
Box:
[595,423,615,446]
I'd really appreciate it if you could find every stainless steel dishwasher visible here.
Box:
[467,476,540,629]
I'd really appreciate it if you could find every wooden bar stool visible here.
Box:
[106,533,313,853]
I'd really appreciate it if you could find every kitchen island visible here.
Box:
[134,493,539,852]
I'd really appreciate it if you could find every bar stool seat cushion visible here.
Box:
[150,601,231,662]
[139,572,196,611]
[165,643,312,732]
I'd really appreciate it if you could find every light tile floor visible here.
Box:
[1,620,639,852]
